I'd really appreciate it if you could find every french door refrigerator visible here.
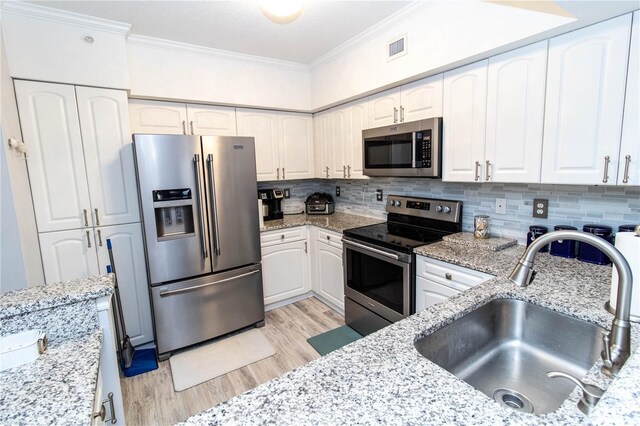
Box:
[133,134,264,357]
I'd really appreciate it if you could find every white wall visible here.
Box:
[309,1,575,110]
[127,36,311,111]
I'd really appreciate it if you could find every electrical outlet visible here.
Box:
[376,189,383,201]
[495,198,506,214]
[532,198,549,219]
[283,188,290,199]
[336,186,341,197]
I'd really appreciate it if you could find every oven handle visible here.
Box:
[343,239,400,260]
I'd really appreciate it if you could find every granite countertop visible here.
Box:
[261,212,384,233]
[0,330,102,425]
[0,274,114,319]
[183,234,639,425]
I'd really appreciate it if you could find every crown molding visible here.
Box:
[310,0,437,69]
[127,34,310,71]
[1,1,131,35]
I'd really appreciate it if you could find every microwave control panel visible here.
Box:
[415,129,432,168]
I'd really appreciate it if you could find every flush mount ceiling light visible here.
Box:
[260,0,305,24]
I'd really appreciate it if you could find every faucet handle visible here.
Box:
[601,331,613,368]
[547,371,604,415]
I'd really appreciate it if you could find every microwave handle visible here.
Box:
[411,132,416,168]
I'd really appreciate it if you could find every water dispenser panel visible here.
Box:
[153,188,195,241]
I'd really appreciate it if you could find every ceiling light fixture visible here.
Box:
[260,0,305,25]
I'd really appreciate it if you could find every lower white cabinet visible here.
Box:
[260,227,310,305]
[311,228,344,311]
[39,229,100,283]
[415,255,494,312]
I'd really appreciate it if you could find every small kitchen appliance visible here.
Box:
[578,224,613,265]
[342,195,462,336]
[527,226,549,253]
[550,225,578,258]
[305,192,334,215]
[258,188,284,221]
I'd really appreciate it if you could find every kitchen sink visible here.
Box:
[414,298,605,414]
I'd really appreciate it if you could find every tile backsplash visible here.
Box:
[258,179,640,243]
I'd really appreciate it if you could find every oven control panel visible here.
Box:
[386,195,462,222]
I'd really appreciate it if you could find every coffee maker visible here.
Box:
[258,189,284,221]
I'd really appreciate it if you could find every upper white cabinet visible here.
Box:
[346,100,369,179]
[237,108,314,181]
[368,75,443,127]
[442,60,488,182]
[16,81,139,232]
[618,11,639,186]
[329,107,348,178]
[541,15,632,185]
[313,111,331,179]
[129,99,237,136]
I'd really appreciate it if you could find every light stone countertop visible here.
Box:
[183,234,639,425]
[260,212,384,233]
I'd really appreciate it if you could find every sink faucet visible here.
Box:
[509,230,634,377]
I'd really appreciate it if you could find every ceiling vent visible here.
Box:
[387,34,407,61]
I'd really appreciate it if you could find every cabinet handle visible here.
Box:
[276,167,280,179]
[325,166,329,178]
[622,155,631,184]
[485,160,491,181]
[86,231,92,248]
[474,161,481,181]
[97,230,103,247]
[182,120,187,135]
[105,392,116,424]
[281,234,285,239]
[282,168,285,180]
[93,404,106,421]
[347,165,351,178]
[83,209,89,227]
[400,106,405,122]
[343,165,346,178]
[304,241,308,253]
[94,208,100,226]
[602,155,610,183]
[326,235,330,240]
[445,273,452,280]
[190,121,194,135]
[393,107,398,124]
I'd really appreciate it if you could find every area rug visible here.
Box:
[307,325,362,356]
[169,329,275,391]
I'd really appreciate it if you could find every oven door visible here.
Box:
[342,238,412,325]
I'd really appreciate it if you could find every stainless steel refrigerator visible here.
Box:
[133,134,264,357]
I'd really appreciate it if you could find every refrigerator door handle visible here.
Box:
[159,269,259,297]
[193,154,209,258]
[207,154,222,256]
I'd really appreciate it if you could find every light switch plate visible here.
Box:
[283,188,290,199]
[532,198,549,219]
[336,186,341,197]
[495,198,506,214]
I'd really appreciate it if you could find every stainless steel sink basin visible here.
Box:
[415,298,605,414]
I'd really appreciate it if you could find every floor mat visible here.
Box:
[307,325,362,356]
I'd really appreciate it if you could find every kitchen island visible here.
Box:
[183,234,639,425]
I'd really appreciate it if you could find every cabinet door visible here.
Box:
[39,229,99,283]
[236,109,279,181]
[442,60,488,182]
[313,112,330,178]
[278,112,314,180]
[15,80,92,232]
[619,11,639,186]
[346,100,368,179]
[328,107,348,178]
[261,240,310,305]
[76,87,140,227]
[314,242,344,310]
[95,224,153,346]
[400,75,443,122]
[485,42,547,183]
[542,15,632,185]
[368,88,401,127]
[415,277,459,312]
[128,99,188,134]
[187,104,237,136]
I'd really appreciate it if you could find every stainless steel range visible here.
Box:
[342,195,462,336]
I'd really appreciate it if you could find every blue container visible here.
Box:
[578,224,613,265]
[527,225,549,253]
[550,225,578,258]
[618,224,639,232]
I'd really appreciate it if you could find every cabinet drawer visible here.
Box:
[415,277,461,312]
[416,255,494,289]
[316,229,342,248]
[261,226,307,246]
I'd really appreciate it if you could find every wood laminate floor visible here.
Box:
[120,297,344,426]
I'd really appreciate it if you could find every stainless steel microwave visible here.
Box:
[362,118,442,177]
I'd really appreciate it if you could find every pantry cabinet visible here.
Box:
[618,11,639,186]
[311,228,344,311]
[541,15,632,185]
[129,99,237,136]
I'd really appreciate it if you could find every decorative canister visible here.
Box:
[527,225,549,252]
[474,215,490,239]
[619,224,640,232]
[550,225,578,258]
[578,224,613,265]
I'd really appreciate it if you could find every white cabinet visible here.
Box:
[619,11,640,186]
[541,15,632,185]
[311,228,344,311]
[313,111,331,179]
[346,100,368,179]
[415,256,494,312]
[260,227,310,305]
[329,107,348,178]
[39,229,100,283]
[442,60,488,182]
[368,75,443,127]
[237,109,313,181]
[129,99,237,136]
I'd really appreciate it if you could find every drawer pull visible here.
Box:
[281,234,285,240]
[326,235,330,240]
[445,273,452,280]
[93,403,106,421]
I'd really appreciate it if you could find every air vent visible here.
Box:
[387,34,407,61]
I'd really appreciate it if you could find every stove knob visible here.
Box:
[395,200,401,207]
[435,205,443,213]
[443,206,452,214]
